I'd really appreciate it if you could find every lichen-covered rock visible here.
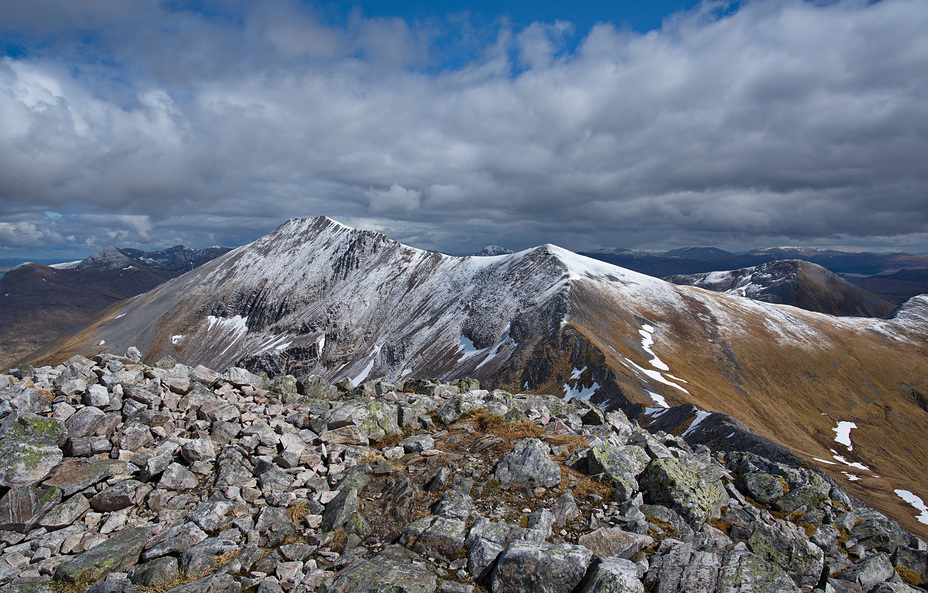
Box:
[494,438,561,489]
[717,545,800,593]
[639,457,728,526]
[577,528,654,560]
[838,553,894,591]
[326,545,437,593]
[0,484,61,533]
[738,472,784,505]
[0,413,66,487]
[53,526,153,583]
[579,557,644,593]
[42,459,126,497]
[747,520,824,589]
[587,441,650,502]
[489,541,593,593]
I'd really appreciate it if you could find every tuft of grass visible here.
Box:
[50,577,95,593]
[140,571,205,593]
[896,565,926,587]
[287,502,310,524]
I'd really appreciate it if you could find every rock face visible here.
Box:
[0,352,924,593]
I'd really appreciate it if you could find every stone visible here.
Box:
[181,438,217,464]
[747,520,824,589]
[838,553,894,591]
[187,500,234,533]
[490,541,593,593]
[142,522,209,561]
[578,528,654,560]
[158,463,200,491]
[579,558,643,593]
[0,484,62,533]
[129,556,180,588]
[43,459,127,497]
[0,413,66,488]
[53,527,153,583]
[65,406,108,439]
[407,516,468,558]
[494,438,561,489]
[401,434,436,454]
[39,493,91,530]
[326,545,437,593]
[322,487,360,533]
[90,480,144,512]
[639,457,728,526]
[716,545,800,593]
[738,472,784,505]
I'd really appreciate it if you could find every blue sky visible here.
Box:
[2,0,928,261]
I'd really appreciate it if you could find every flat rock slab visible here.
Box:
[53,526,153,583]
[494,438,561,490]
[0,484,62,533]
[43,459,127,497]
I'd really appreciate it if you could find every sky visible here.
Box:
[2,0,928,261]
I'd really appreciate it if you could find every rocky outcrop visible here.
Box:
[0,352,924,593]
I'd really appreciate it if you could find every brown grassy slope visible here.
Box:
[565,280,928,540]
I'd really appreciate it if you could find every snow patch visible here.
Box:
[171,335,184,345]
[841,472,861,482]
[682,411,712,437]
[813,457,838,466]
[458,334,480,359]
[830,451,870,472]
[833,421,857,451]
[647,391,669,408]
[895,490,928,525]
[98,340,105,346]
[351,344,382,386]
[639,324,669,371]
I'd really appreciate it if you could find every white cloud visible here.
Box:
[1,0,928,256]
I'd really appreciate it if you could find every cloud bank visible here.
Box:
[2,0,928,258]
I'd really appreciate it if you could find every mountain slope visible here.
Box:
[0,245,229,368]
[25,216,928,539]
[665,259,897,317]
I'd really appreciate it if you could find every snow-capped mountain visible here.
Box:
[665,259,896,317]
[26,216,928,539]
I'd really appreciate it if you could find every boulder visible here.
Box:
[579,558,643,593]
[0,413,66,487]
[489,541,593,593]
[53,527,153,583]
[639,457,728,526]
[494,438,561,489]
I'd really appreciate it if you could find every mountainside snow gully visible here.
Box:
[26,217,928,542]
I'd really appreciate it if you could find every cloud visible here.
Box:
[1,0,928,258]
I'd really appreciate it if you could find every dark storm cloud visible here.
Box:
[1,0,928,259]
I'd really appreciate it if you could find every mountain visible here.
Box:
[473,245,514,257]
[25,216,928,539]
[0,245,230,368]
[665,259,897,318]
[582,246,928,290]
[847,268,928,306]
[662,247,736,261]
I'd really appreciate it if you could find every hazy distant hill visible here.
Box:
[0,245,229,368]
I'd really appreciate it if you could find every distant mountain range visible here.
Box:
[25,216,928,539]
[0,245,229,368]
[582,247,928,304]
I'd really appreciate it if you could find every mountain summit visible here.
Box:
[26,216,928,539]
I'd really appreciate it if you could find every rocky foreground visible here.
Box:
[0,352,925,593]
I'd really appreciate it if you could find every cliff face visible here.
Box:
[1,353,926,593]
